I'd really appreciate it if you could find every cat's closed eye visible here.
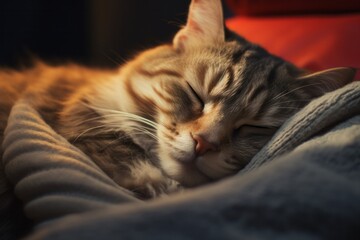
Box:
[234,125,278,138]
[186,81,204,110]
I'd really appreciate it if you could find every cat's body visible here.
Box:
[0,0,355,199]
[0,63,182,198]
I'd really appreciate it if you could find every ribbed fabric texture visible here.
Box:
[242,81,360,172]
[2,101,140,223]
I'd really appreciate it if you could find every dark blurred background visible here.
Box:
[0,0,231,68]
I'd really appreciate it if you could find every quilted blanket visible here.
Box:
[1,81,360,239]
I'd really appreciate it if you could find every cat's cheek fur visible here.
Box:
[171,133,196,162]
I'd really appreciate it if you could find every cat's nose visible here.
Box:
[192,134,218,156]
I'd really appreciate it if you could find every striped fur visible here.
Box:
[0,0,355,198]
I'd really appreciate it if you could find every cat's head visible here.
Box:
[99,0,355,187]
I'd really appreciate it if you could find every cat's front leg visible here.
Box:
[71,133,183,199]
[124,160,184,199]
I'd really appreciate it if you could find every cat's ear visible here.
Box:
[173,0,225,51]
[295,67,356,98]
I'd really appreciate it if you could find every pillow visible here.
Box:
[226,14,360,72]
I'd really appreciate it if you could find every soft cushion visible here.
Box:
[226,14,360,71]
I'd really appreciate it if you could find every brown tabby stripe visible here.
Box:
[125,79,174,115]
[253,96,270,121]
[210,94,226,103]
[231,45,251,64]
[124,80,155,115]
[196,63,207,87]
[227,74,250,105]
[163,124,176,133]
[224,67,235,91]
[153,86,173,103]
[163,131,175,141]
[250,61,282,107]
[233,66,256,98]
[207,70,224,94]
[137,68,182,79]
[247,84,267,104]
[155,103,174,115]
[266,62,282,85]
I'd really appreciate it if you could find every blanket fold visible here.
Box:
[242,81,360,172]
[2,102,140,222]
[1,82,360,239]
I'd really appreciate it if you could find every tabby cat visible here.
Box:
[0,0,355,199]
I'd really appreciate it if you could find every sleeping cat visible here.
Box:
[0,0,355,199]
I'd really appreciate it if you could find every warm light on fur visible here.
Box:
[0,0,355,198]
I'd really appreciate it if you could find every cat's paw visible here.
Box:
[134,178,184,200]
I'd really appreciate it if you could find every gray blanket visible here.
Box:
[2,82,360,239]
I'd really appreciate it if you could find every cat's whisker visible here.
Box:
[101,116,159,135]
[83,103,159,128]
[98,137,126,152]
[276,99,313,105]
[110,49,127,64]
[100,121,159,141]
[128,124,157,134]
[78,109,164,141]
[273,83,322,101]
[74,115,107,125]
[73,124,113,143]
[128,127,159,141]
[101,51,123,66]
[96,113,158,129]
[75,121,159,142]
[92,107,158,128]
[275,107,302,110]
